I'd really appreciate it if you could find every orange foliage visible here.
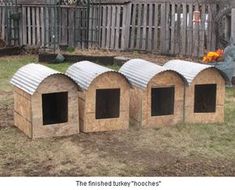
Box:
[202,49,224,63]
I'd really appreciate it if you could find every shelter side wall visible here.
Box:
[84,72,130,132]
[78,91,86,132]
[31,75,79,138]
[185,69,225,123]
[13,87,32,138]
[129,87,143,127]
[142,72,185,127]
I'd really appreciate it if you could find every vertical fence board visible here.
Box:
[153,3,159,52]
[165,2,170,53]
[124,3,131,50]
[106,5,111,48]
[32,7,36,45]
[110,6,116,49]
[36,7,41,45]
[115,6,120,49]
[160,3,166,53]
[40,7,44,46]
[170,3,175,54]
[130,3,136,49]
[193,4,200,57]
[61,7,68,45]
[1,6,5,40]
[44,6,49,47]
[199,4,206,57]
[211,4,217,51]
[27,7,31,45]
[88,6,94,48]
[22,6,27,45]
[207,4,212,51]
[68,8,75,47]
[147,3,153,51]
[187,4,193,56]
[181,3,187,55]
[101,6,106,48]
[175,4,181,55]
[142,3,147,50]
[136,4,142,49]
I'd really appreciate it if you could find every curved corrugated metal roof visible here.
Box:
[10,63,61,95]
[66,61,130,91]
[164,60,228,84]
[119,59,188,89]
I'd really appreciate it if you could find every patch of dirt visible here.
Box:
[0,126,234,176]
[49,48,197,65]
[145,157,235,176]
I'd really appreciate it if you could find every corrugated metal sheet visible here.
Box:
[10,63,60,95]
[119,59,187,89]
[164,60,223,85]
[66,61,127,91]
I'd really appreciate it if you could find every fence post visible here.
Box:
[121,2,131,50]
[231,0,235,40]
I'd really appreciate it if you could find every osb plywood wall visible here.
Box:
[146,71,184,127]
[14,74,79,139]
[129,71,185,128]
[14,87,32,137]
[31,75,79,138]
[185,69,225,124]
[129,87,143,127]
[81,72,130,133]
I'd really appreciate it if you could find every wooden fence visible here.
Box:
[132,1,217,57]
[0,0,224,57]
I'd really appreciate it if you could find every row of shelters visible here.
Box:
[10,59,228,138]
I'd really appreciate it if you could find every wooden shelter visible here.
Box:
[66,61,130,133]
[119,59,187,128]
[10,63,79,138]
[164,60,228,124]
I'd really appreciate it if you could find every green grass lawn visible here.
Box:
[0,55,234,176]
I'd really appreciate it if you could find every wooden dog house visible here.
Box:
[11,63,79,138]
[164,60,228,123]
[66,61,130,133]
[119,59,187,128]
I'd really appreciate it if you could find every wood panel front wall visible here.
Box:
[80,72,130,133]
[144,71,185,127]
[184,69,226,124]
[31,75,79,138]
[129,71,185,128]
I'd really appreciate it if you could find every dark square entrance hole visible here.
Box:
[96,89,120,119]
[194,84,216,113]
[151,87,175,116]
[42,92,68,125]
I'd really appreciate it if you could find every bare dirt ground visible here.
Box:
[0,55,234,176]
[57,48,197,65]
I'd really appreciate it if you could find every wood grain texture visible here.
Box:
[13,75,79,139]
[129,71,185,128]
[81,72,130,133]
[184,69,226,124]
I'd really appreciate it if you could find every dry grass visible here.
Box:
[0,55,234,176]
